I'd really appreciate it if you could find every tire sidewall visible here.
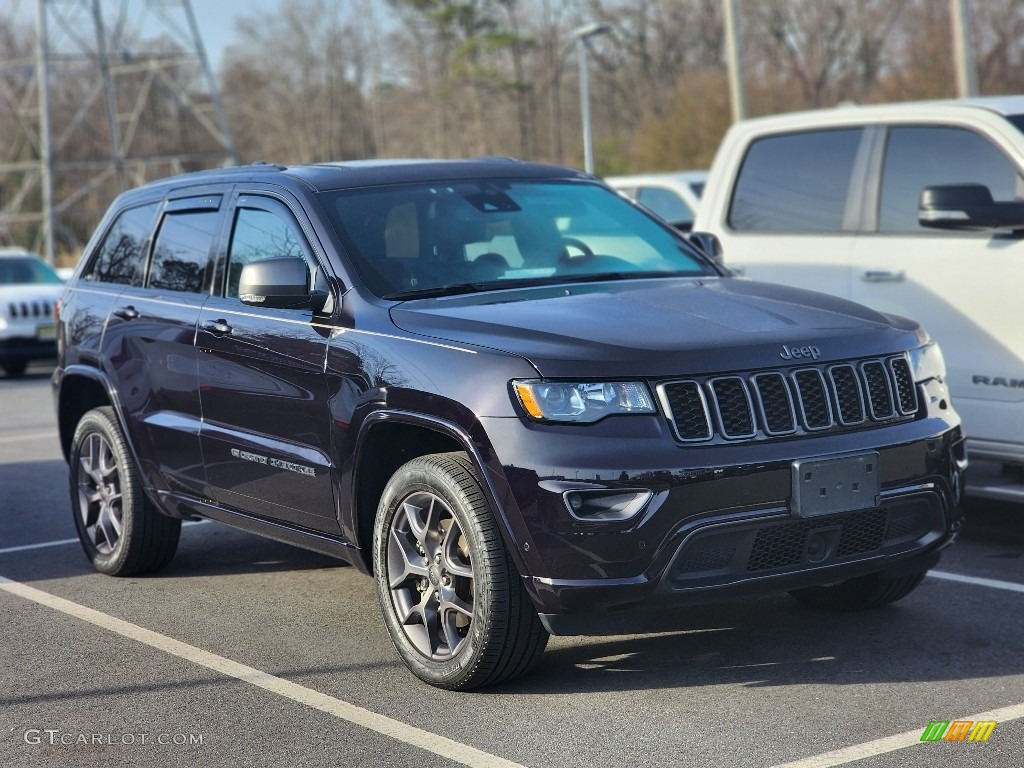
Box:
[373,460,498,688]
[69,408,142,575]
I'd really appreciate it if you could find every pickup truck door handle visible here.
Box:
[112,306,139,320]
[861,270,906,283]
[202,319,233,336]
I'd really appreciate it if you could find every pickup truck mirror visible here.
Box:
[919,184,1024,231]
[238,256,328,311]
[689,231,723,262]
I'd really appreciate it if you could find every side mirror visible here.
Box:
[238,257,327,311]
[919,184,1024,231]
[689,230,723,262]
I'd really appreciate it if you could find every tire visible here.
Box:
[373,452,548,690]
[788,569,927,612]
[1,359,28,378]
[69,406,181,576]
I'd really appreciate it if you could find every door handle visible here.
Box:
[112,306,139,320]
[861,270,905,283]
[202,319,233,336]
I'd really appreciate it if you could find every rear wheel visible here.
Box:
[788,569,927,611]
[69,407,181,576]
[373,452,548,690]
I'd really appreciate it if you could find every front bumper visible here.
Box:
[0,336,57,362]
[478,406,964,634]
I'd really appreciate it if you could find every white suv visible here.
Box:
[0,248,63,377]
[606,170,708,231]
[694,96,1024,502]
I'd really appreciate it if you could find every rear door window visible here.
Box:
[878,126,1024,233]
[728,129,864,232]
[147,199,222,293]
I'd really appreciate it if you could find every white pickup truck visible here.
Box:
[693,96,1024,502]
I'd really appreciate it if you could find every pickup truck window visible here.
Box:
[728,129,862,233]
[878,126,1024,233]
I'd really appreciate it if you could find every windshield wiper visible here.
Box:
[384,282,491,300]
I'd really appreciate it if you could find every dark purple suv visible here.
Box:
[54,159,965,689]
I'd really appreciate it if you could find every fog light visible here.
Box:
[562,489,653,522]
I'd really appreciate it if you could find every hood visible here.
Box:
[388,277,927,378]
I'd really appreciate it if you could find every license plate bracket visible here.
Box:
[791,452,880,518]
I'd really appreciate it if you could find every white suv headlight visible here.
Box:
[512,380,655,423]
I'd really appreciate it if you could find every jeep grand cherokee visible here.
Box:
[54,159,965,689]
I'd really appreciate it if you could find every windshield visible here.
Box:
[318,180,713,299]
[0,256,63,285]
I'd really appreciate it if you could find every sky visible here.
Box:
[189,0,278,72]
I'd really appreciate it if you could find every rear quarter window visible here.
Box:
[728,128,863,232]
[82,203,159,286]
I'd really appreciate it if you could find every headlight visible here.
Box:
[512,380,655,423]
[909,342,946,383]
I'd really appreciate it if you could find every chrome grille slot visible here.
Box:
[861,360,895,420]
[888,356,918,415]
[791,369,832,430]
[658,380,711,441]
[828,364,865,425]
[752,372,796,435]
[708,377,755,439]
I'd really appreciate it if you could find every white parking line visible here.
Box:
[0,429,58,444]
[770,701,1024,768]
[929,570,1024,594]
[0,575,527,768]
[0,538,78,555]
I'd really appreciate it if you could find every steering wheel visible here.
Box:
[558,237,595,264]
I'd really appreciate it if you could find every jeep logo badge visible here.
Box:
[780,344,822,361]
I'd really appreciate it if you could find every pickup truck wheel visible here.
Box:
[69,407,181,576]
[374,452,548,690]
[788,570,927,611]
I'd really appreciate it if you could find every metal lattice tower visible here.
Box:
[0,0,236,263]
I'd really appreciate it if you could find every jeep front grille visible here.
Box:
[7,300,52,319]
[658,355,918,444]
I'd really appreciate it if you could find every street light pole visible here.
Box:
[570,22,612,174]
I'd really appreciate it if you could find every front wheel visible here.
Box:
[373,452,548,690]
[1,359,28,378]
[788,569,927,611]
[69,407,181,576]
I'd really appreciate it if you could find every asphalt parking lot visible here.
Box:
[2,363,1023,768]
